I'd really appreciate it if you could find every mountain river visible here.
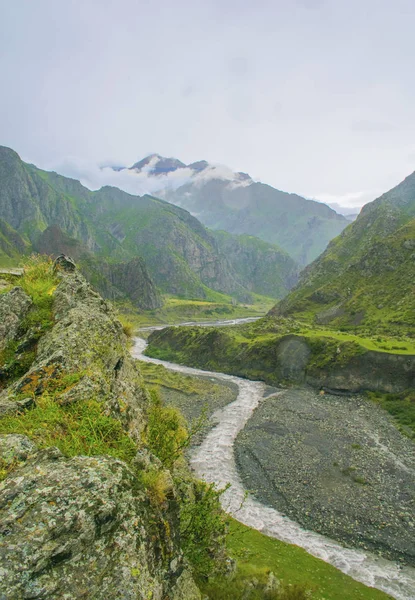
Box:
[132,319,415,600]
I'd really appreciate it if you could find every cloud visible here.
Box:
[350,120,398,133]
[49,155,253,198]
[48,156,193,197]
[310,190,381,212]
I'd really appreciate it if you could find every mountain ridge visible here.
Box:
[0,145,298,305]
[114,153,349,265]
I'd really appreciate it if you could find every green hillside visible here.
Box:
[273,171,415,336]
[0,146,299,305]
[165,178,348,266]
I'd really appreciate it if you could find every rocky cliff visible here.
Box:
[35,225,163,310]
[0,259,202,599]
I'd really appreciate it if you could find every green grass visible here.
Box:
[0,393,137,476]
[117,294,274,329]
[201,519,391,600]
[0,256,59,389]
[368,390,415,438]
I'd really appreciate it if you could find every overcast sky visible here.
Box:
[1,0,415,209]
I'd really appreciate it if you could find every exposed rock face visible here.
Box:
[101,257,163,310]
[0,286,32,351]
[0,268,201,598]
[0,443,200,600]
[35,225,163,310]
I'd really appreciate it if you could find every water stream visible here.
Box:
[132,321,415,600]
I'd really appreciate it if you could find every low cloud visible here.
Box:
[311,190,381,214]
[47,156,253,198]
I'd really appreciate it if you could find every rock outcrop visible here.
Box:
[0,266,201,599]
[0,286,32,351]
[0,443,200,600]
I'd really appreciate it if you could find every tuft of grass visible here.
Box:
[0,393,137,462]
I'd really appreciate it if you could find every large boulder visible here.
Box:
[0,440,200,599]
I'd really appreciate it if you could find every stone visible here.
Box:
[0,286,32,350]
[0,446,198,599]
[0,434,37,465]
[53,254,76,273]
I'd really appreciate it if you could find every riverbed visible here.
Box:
[132,324,415,600]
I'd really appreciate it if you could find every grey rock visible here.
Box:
[0,286,32,350]
[0,434,37,465]
[0,447,199,599]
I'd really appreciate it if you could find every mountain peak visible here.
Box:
[130,154,186,174]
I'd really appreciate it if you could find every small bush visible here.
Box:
[140,468,172,505]
[146,389,189,469]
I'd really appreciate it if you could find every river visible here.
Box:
[132,320,415,600]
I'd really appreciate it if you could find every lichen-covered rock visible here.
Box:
[0,433,37,465]
[0,268,203,599]
[1,271,148,441]
[0,286,32,351]
[0,442,200,600]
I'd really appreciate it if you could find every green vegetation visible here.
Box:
[0,146,301,306]
[200,520,391,600]
[0,395,137,468]
[0,256,58,389]
[368,390,415,438]
[275,179,415,336]
[165,172,348,266]
[146,389,190,469]
[117,294,273,329]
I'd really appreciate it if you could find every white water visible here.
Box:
[132,326,415,600]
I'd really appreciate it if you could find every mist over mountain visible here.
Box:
[111,154,349,266]
[0,145,299,305]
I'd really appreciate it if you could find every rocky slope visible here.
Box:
[0,259,204,599]
[0,146,298,302]
[273,170,415,334]
[34,225,162,309]
[211,231,299,299]
[122,154,348,266]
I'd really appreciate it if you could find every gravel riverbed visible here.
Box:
[235,388,415,566]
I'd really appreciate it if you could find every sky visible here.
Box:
[1,0,415,211]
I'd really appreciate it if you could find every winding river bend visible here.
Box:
[132,321,415,600]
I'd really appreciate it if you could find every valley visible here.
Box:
[133,326,415,599]
[0,144,414,599]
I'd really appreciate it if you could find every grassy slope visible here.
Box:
[167,179,348,266]
[275,173,415,336]
[215,520,391,600]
